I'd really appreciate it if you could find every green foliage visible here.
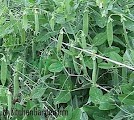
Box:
[0,0,134,119]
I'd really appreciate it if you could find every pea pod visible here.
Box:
[13,57,21,98]
[80,55,88,75]
[22,10,28,31]
[7,90,12,115]
[1,55,7,86]
[34,9,39,35]
[57,29,63,52]
[32,39,36,60]
[81,31,86,49]
[107,17,113,47]
[83,10,89,36]
[13,72,19,98]
[92,58,97,85]
[49,14,55,31]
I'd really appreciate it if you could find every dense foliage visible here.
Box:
[0,0,134,119]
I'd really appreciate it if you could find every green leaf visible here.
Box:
[94,14,107,28]
[56,116,66,120]
[103,46,120,55]
[71,108,81,120]
[89,86,103,104]
[92,32,107,46]
[113,105,134,120]
[36,31,58,42]
[85,57,93,69]
[109,52,122,62]
[99,94,116,110]
[93,111,111,120]
[129,72,134,83]
[123,49,134,65]
[48,61,64,72]
[73,57,81,74]
[113,36,126,47]
[120,83,134,94]
[56,74,72,90]
[54,91,71,104]
[31,86,46,99]
[62,49,74,56]
[118,94,134,105]
[65,105,73,120]
[124,18,134,32]
[83,106,99,118]
[80,108,88,120]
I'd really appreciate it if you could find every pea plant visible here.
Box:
[0,0,134,120]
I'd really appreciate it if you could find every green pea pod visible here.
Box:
[83,10,89,36]
[81,31,86,49]
[13,57,21,98]
[107,17,113,47]
[80,55,88,75]
[32,39,36,60]
[92,58,97,85]
[57,29,63,52]
[22,10,28,31]
[13,72,19,98]
[34,9,39,35]
[1,56,7,86]
[50,15,55,31]
[7,90,12,115]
